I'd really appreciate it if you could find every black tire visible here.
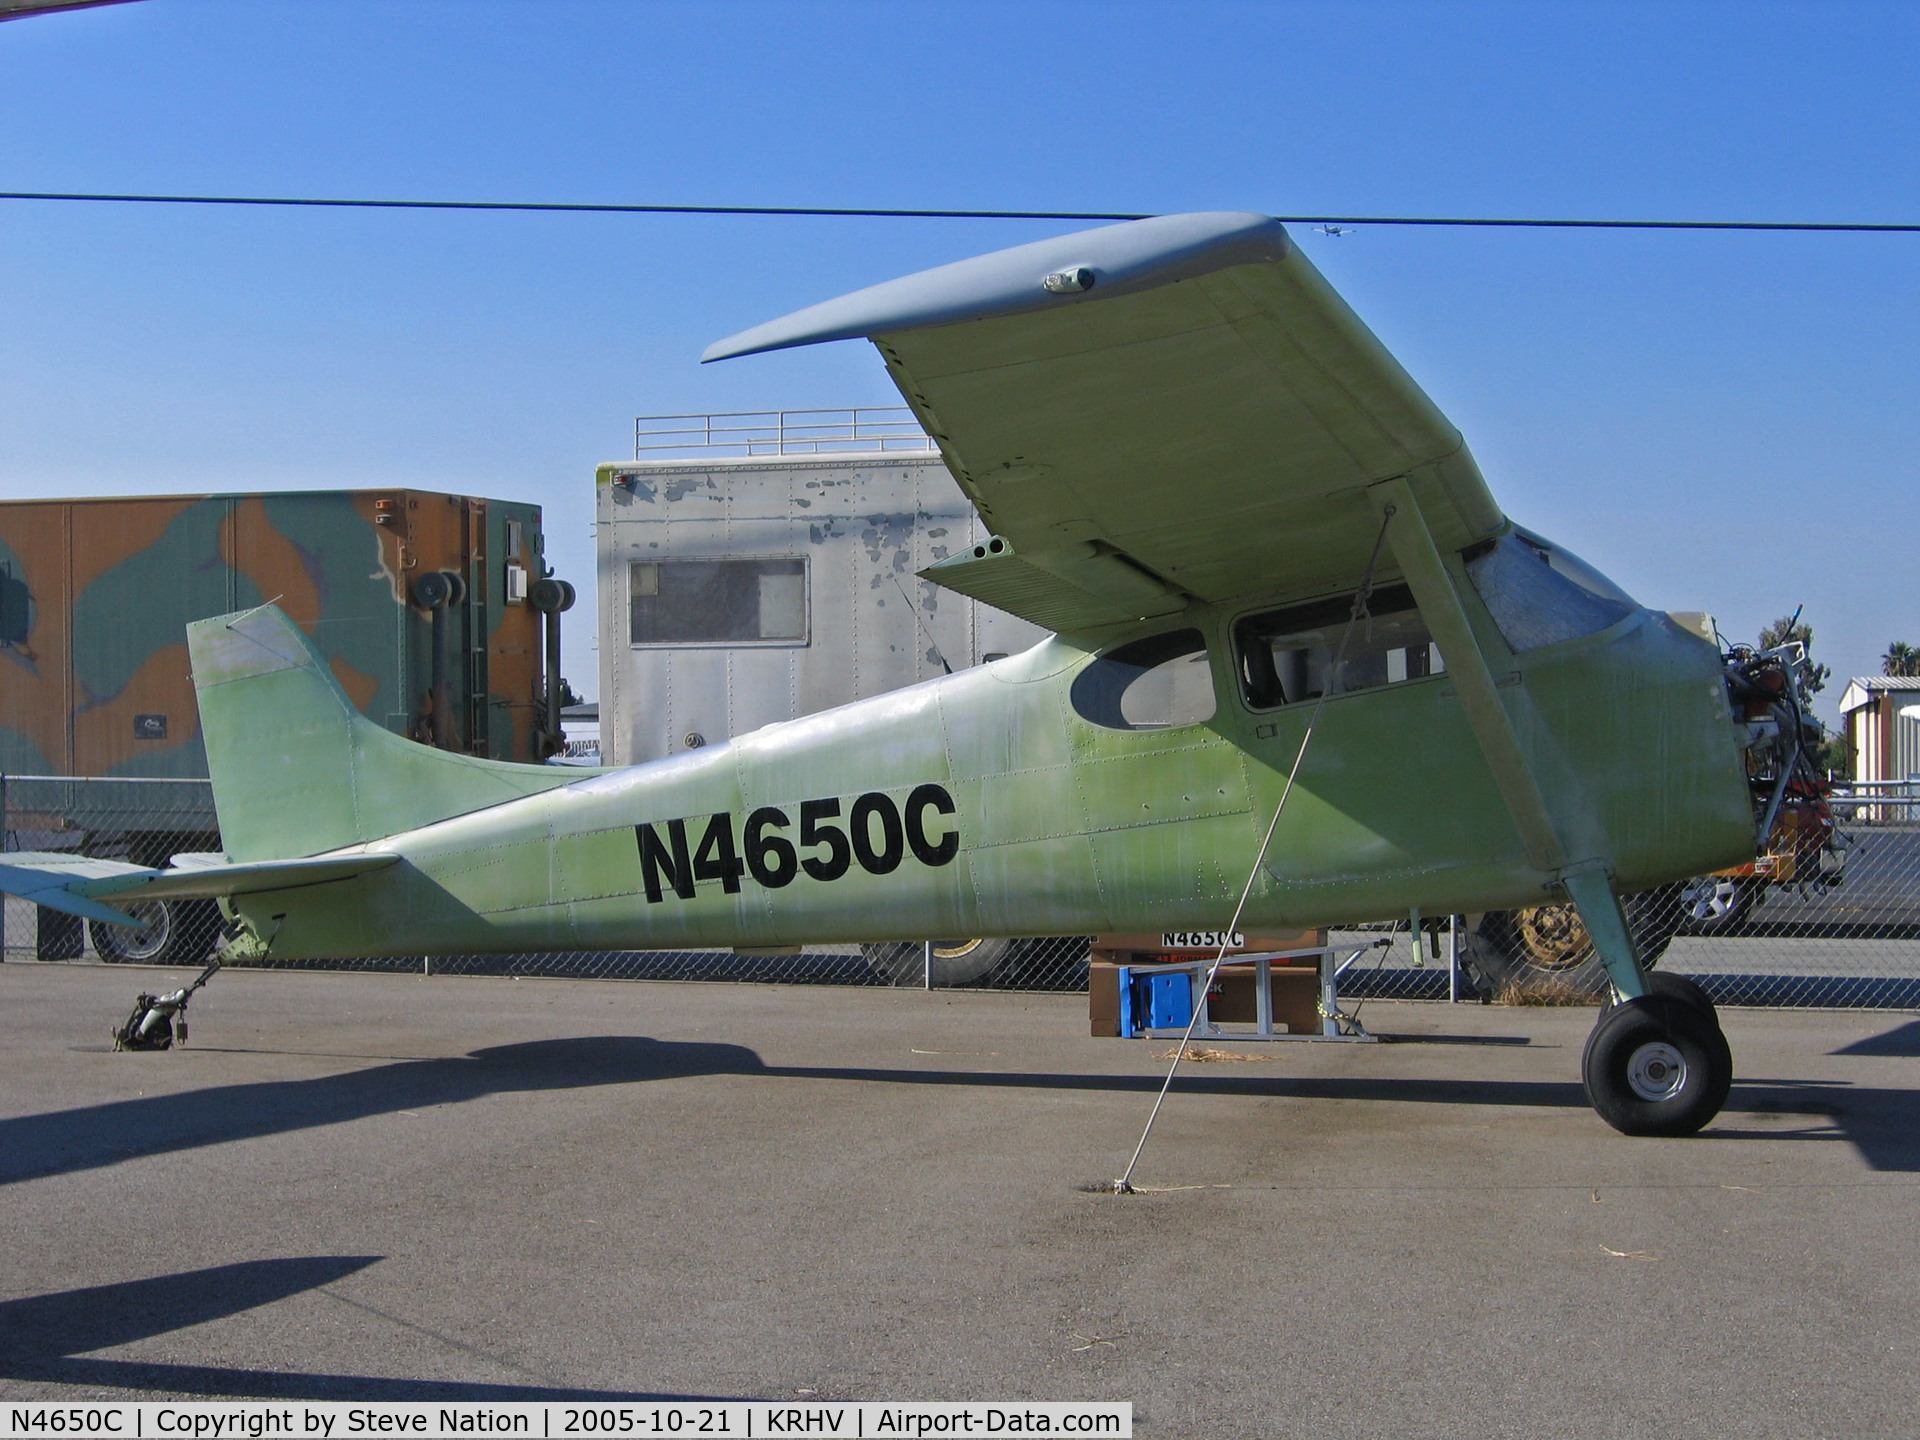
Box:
[1459,885,1684,1001]
[91,898,221,966]
[1582,994,1733,1136]
[1608,970,1720,1028]
[1676,875,1759,935]
[861,937,1017,987]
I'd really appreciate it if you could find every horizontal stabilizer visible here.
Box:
[0,850,399,927]
[75,852,398,903]
[0,855,155,927]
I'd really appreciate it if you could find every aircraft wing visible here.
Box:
[705,212,1503,632]
[0,851,398,926]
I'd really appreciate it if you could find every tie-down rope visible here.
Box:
[1113,504,1398,1193]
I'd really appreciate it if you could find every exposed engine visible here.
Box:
[1722,640,1842,891]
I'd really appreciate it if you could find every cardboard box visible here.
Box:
[1090,931,1332,1036]
[1205,966,1323,1034]
[1089,961,1121,1037]
[1093,957,1324,1037]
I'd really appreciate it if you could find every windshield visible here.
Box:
[1466,530,1637,653]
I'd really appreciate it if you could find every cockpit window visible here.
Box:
[1465,530,1637,653]
[1234,583,1443,710]
[1070,629,1217,730]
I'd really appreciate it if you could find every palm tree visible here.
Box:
[1883,641,1920,678]
[1760,614,1831,694]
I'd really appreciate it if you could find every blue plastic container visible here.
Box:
[1142,970,1193,1030]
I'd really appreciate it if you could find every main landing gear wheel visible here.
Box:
[1608,970,1721,1026]
[1582,990,1732,1137]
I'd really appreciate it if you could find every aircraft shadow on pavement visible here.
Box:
[1832,1017,1920,1057]
[5,1034,1915,1185]
[0,1036,760,1187]
[0,1257,729,1402]
[772,1063,1920,1172]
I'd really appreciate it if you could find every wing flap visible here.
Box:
[920,540,1186,634]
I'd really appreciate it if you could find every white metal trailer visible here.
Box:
[595,409,1047,769]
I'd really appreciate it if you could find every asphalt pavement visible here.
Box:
[2,961,1916,1438]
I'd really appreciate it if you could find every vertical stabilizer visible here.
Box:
[188,605,583,862]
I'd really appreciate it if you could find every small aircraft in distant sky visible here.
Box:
[3,211,1793,1136]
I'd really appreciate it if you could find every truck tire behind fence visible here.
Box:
[1459,885,1684,1002]
[862,937,1018,987]
[1675,874,1761,935]
[91,899,223,966]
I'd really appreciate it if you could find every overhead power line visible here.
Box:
[1295,216,1920,233]
[2,190,1919,232]
[0,192,1148,221]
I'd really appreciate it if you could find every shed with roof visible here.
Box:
[1838,675,1920,786]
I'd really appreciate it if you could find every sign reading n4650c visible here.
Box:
[634,784,958,903]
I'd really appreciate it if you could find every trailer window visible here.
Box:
[629,559,808,646]
[1235,583,1443,710]
[1465,531,1636,653]
[1071,630,1216,731]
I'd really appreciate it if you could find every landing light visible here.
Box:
[1043,266,1096,294]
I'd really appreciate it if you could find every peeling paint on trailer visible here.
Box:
[596,455,1048,767]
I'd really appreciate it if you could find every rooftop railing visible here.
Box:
[635,407,935,459]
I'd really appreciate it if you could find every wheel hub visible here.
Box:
[110,901,173,962]
[1626,1040,1688,1102]
[1682,878,1739,923]
[1514,903,1592,969]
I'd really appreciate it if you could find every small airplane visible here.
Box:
[1,211,1785,1136]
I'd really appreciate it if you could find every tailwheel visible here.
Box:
[1582,992,1732,1137]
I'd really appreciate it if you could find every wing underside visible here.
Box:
[706,212,1503,633]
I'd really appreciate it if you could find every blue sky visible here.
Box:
[2,0,1916,715]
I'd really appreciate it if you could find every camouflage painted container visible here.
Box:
[0,488,556,781]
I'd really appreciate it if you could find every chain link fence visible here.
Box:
[8,776,1920,1007]
[213,937,1096,991]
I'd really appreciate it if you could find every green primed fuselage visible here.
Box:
[224,543,1755,961]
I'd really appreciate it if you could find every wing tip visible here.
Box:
[701,210,1290,363]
